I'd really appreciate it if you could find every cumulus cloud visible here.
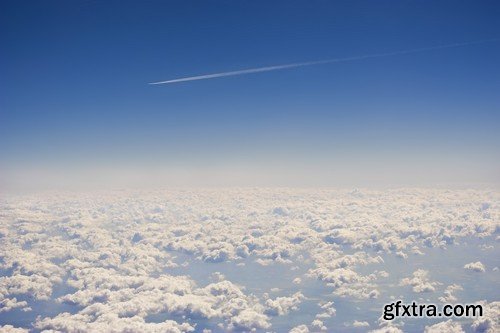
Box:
[369,326,404,333]
[316,301,336,318]
[464,261,486,272]
[0,297,30,313]
[424,320,464,333]
[439,284,463,303]
[0,188,498,332]
[470,301,500,333]
[0,326,29,333]
[311,319,327,331]
[400,269,440,293]
[35,314,195,333]
[348,320,370,327]
[265,292,304,316]
[289,324,309,333]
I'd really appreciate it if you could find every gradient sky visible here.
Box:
[1,0,499,188]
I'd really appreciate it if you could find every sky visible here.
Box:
[1,0,500,188]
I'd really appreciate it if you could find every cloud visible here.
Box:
[289,324,309,333]
[348,320,370,328]
[0,326,29,333]
[264,292,304,316]
[35,314,195,333]
[0,297,30,313]
[424,320,464,333]
[439,284,463,303]
[0,188,498,332]
[369,326,404,333]
[471,301,500,333]
[311,319,327,331]
[316,301,336,318]
[464,261,486,272]
[400,269,440,293]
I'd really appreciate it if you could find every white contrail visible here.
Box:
[149,39,499,85]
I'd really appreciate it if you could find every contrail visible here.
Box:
[149,39,499,85]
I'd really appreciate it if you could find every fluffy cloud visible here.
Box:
[0,326,29,333]
[369,326,404,333]
[349,320,370,327]
[311,319,327,330]
[400,269,440,293]
[0,188,498,332]
[464,261,486,272]
[316,301,336,318]
[34,314,195,333]
[471,301,500,333]
[439,284,463,303]
[289,324,309,333]
[0,297,30,313]
[265,292,304,316]
[424,320,464,333]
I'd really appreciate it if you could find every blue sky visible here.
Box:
[1,1,499,187]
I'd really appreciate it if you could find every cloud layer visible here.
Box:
[0,188,498,332]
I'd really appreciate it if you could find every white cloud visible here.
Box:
[311,319,327,330]
[471,301,500,333]
[265,292,304,316]
[349,320,370,327]
[424,320,464,333]
[0,188,498,332]
[369,326,404,333]
[464,261,486,272]
[439,284,463,303]
[0,326,29,333]
[0,297,30,313]
[289,324,309,333]
[400,269,440,293]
